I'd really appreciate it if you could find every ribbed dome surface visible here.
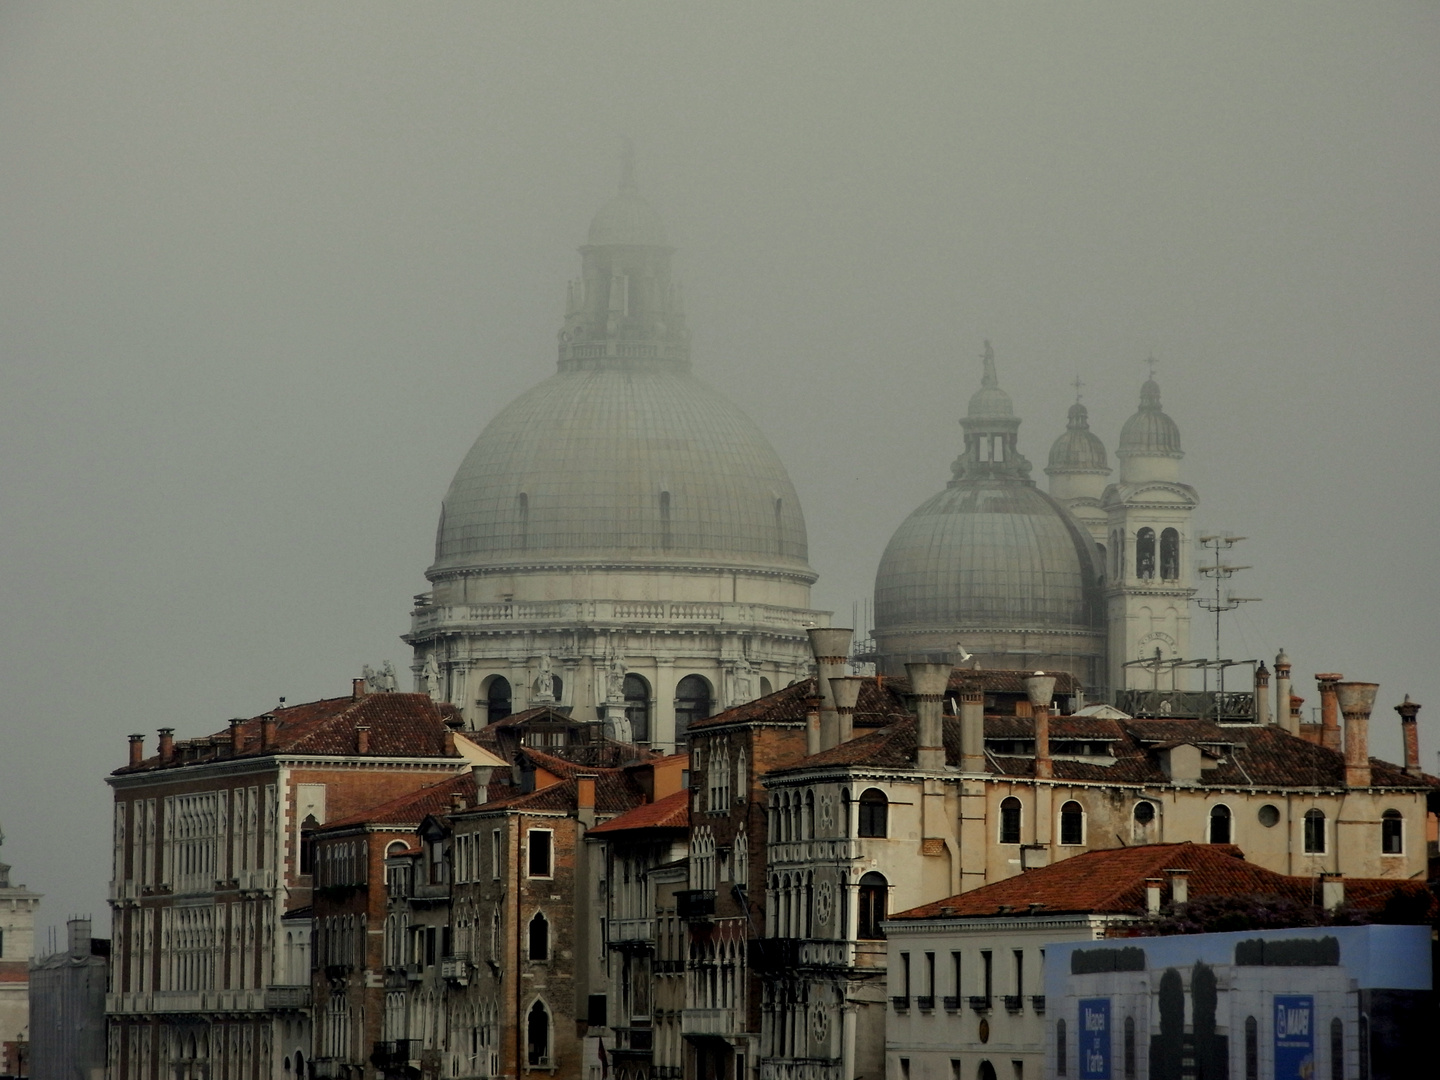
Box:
[1118,378,1183,458]
[587,188,669,247]
[1047,402,1110,472]
[432,368,812,576]
[874,480,1100,630]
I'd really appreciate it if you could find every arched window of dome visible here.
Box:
[1136,528,1156,580]
[1059,801,1086,846]
[999,797,1022,845]
[1382,809,1403,854]
[1209,804,1232,844]
[1160,528,1181,580]
[623,674,650,742]
[1304,808,1326,853]
[858,872,888,939]
[659,490,672,550]
[527,913,549,961]
[485,676,512,723]
[858,789,888,838]
[674,675,712,746]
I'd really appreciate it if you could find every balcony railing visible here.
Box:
[264,985,311,1010]
[759,1058,843,1080]
[681,1008,732,1036]
[676,890,716,921]
[890,996,910,1012]
[1030,995,1046,1013]
[750,938,854,973]
[370,1041,416,1071]
[916,995,935,1011]
[942,996,960,1011]
[441,955,470,983]
[969,995,992,1012]
[608,918,655,945]
[1003,995,1023,1012]
[611,1027,654,1054]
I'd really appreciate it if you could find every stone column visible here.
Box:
[653,657,677,750]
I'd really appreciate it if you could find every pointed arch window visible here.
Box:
[526,1001,550,1067]
[528,913,549,961]
[1136,528,1156,580]
[1160,528,1181,580]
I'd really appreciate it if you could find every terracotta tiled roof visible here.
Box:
[319,771,481,831]
[114,691,463,774]
[482,706,578,730]
[891,843,1432,919]
[586,789,690,835]
[466,752,649,817]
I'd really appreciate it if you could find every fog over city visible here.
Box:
[1,4,1437,929]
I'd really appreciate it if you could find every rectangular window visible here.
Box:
[899,1060,910,1080]
[900,952,911,996]
[492,829,502,879]
[981,950,993,999]
[926,952,936,997]
[1304,812,1326,854]
[528,829,553,878]
[952,952,962,996]
[1013,949,1024,997]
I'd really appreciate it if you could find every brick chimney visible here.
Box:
[158,728,175,764]
[1315,674,1344,752]
[1320,872,1345,910]
[1336,681,1378,788]
[449,791,468,812]
[1025,672,1056,780]
[1395,696,1422,777]
[260,714,278,752]
[830,676,864,745]
[807,627,853,751]
[229,718,245,756]
[906,661,951,772]
[957,677,986,774]
[1290,695,1307,740]
[1165,868,1190,905]
[1274,650,1293,734]
[355,725,370,754]
[353,677,367,700]
[128,733,145,767]
[1254,663,1271,726]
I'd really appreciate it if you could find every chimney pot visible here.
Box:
[807,627,854,752]
[158,728,175,764]
[128,733,145,767]
[229,718,245,756]
[1336,681,1378,788]
[1320,872,1345,911]
[1254,663,1272,725]
[1275,651,1294,734]
[260,714,278,752]
[355,725,370,754]
[577,773,597,815]
[1315,674,1344,752]
[1164,868,1190,905]
[449,792,467,812]
[905,661,951,771]
[1025,673,1054,780]
[829,676,865,744]
[958,676,987,774]
[1145,877,1164,915]
[1395,696,1423,776]
[353,678,366,700]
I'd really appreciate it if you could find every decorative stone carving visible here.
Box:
[422,654,441,699]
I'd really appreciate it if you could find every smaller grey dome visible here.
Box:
[1117,377,1182,458]
[1047,402,1109,473]
[587,185,668,247]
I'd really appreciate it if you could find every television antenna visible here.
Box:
[1194,535,1260,702]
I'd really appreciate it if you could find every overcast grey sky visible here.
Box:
[2,4,1437,930]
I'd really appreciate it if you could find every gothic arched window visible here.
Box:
[526,1001,550,1067]
[1160,528,1180,579]
[528,913,549,961]
[1136,528,1156,580]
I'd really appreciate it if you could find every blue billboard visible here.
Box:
[1273,995,1314,1080]
[1078,998,1111,1080]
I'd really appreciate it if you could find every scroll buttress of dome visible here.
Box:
[430,368,813,577]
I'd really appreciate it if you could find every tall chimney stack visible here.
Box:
[353,677,366,700]
[229,718,245,756]
[1254,663,1272,726]
[1290,695,1307,740]
[807,628,853,752]
[1274,650,1293,734]
[158,728,175,764]
[1336,681,1377,788]
[1025,672,1056,780]
[804,694,822,756]
[1316,674,1344,752]
[128,733,145,767]
[830,676,864,744]
[260,714,278,752]
[355,725,371,754]
[957,677,986,774]
[1395,696,1422,777]
[906,662,951,772]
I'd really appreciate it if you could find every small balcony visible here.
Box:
[916,995,935,1011]
[611,1026,654,1055]
[969,995,992,1012]
[404,963,423,982]
[890,996,909,1012]
[676,890,716,921]
[441,954,470,983]
[264,985,311,1010]
[681,1008,731,1037]
[1030,995,1046,1013]
[370,1041,416,1072]
[609,918,655,945]
[942,996,960,1012]
[1003,995,1023,1012]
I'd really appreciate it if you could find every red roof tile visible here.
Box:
[319,771,480,830]
[586,789,690,835]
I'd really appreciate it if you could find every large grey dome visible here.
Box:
[431,367,813,578]
[874,480,1101,631]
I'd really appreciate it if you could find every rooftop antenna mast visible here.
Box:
[1194,535,1260,701]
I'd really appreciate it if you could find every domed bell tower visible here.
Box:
[1102,375,1198,693]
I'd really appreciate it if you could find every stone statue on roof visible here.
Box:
[381,661,398,692]
[362,664,381,694]
[422,654,441,699]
